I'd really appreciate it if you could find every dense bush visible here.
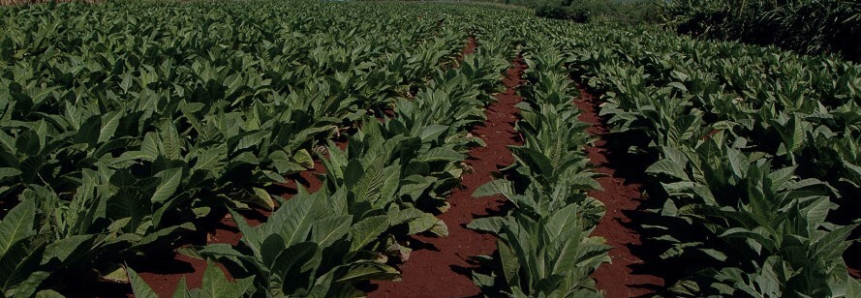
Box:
[535,3,573,20]
[533,0,665,25]
[666,0,861,61]
[518,0,859,60]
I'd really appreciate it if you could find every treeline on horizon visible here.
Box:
[481,0,861,62]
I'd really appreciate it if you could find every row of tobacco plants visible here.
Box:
[468,32,608,297]
[2,0,859,297]
[551,19,861,298]
[0,1,519,297]
[464,8,860,297]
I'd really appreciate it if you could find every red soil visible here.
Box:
[368,42,524,298]
[574,87,664,298]
[462,36,477,56]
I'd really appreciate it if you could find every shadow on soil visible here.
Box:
[832,197,861,279]
[583,97,684,295]
[584,90,861,293]
[451,249,502,298]
[63,280,133,298]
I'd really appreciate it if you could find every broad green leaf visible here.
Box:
[141,132,159,161]
[251,188,276,210]
[510,146,553,177]
[0,236,47,293]
[344,159,364,188]
[646,159,688,180]
[151,168,183,204]
[172,276,190,298]
[268,151,305,174]
[98,111,123,144]
[41,235,94,265]
[201,260,252,298]
[467,217,506,234]
[335,261,399,282]
[127,267,159,298]
[0,198,35,256]
[416,147,464,162]
[310,216,351,247]
[274,193,319,246]
[0,168,21,180]
[34,290,64,298]
[159,122,182,161]
[472,179,514,198]
[269,242,317,296]
[498,238,520,286]
[293,149,315,169]
[350,216,389,250]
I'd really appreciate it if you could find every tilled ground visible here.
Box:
[575,87,665,298]
[368,39,525,298]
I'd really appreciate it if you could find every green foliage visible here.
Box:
[193,192,400,297]
[128,261,254,298]
[0,0,514,296]
[2,0,859,297]
[522,0,666,25]
[666,0,861,61]
[469,37,607,298]
[560,16,860,297]
[470,209,608,298]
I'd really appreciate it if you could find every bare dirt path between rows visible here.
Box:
[368,40,525,298]
[574,88,665,298]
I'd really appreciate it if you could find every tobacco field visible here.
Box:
[0,1,858,298]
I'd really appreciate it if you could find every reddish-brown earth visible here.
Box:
[574,87,664,298]
[462,36,477,57]
[368,41,525,298]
